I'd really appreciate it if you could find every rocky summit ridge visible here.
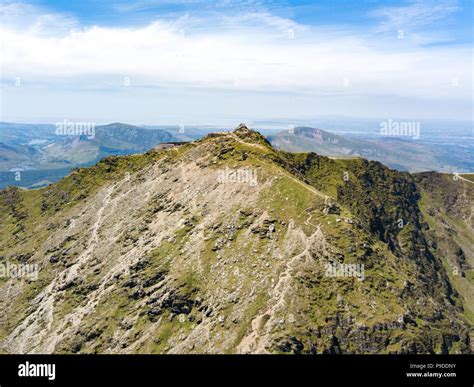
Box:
[0,124,472,354]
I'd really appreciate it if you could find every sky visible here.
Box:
[0,0,472,125]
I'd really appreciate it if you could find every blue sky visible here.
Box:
[1,0,472,124]
[17,0,472,33]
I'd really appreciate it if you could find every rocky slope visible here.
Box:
[0,125,471,354]
[414,172,474,346]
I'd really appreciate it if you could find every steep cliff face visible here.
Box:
[413,172,474,348]
[0,126,471,354]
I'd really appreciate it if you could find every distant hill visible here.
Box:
[94,123,174,150]
[0,122,177,189]
[267,127,468,173]
[1,122,471,189]
[267,127,378,156]
[0,142,47,174]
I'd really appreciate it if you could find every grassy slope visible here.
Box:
[0,130,471,353]
[413,172,474,348]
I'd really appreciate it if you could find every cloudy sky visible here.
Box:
[0,0,472,124]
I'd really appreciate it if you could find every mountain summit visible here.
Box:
[0,124,472,354]
[234,123,251,133]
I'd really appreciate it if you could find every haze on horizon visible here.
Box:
[0,0,472,125]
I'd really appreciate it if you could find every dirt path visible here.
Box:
[237,208,325,353]
[456,174,474,185]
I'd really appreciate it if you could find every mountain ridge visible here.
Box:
[267,126,471,173]
[0,125,472,354]
[1,121,472,189]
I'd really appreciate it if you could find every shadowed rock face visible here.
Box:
[0,125,471,354]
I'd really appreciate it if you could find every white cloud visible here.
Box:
[0,2,79,35]
[0,1,471,121]
[370,0,461,31]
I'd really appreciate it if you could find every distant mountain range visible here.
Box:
[94,123,173,150]
[0,122,472,189]
[267,127,473,173]
[0,122,176,188]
